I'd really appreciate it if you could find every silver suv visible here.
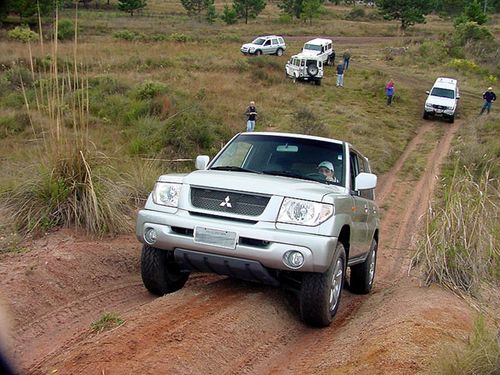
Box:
[240,35,286,56]
[137,132,379,327]
[285,54,324,85]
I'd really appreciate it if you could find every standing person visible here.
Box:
[245,101,257,132]
[480,87,496,115]
[336,61,345,87]
[342,50,351,70]
[386,79,395,106]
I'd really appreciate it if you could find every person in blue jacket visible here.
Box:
[385,79,395,106]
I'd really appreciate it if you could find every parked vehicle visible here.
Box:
[136,132,379,327]
[423,77,460,123]
[240,35,286,56]
[285,54,324,85]
[301,38,335,65]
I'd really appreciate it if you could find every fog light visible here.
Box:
[283,250,304,269]
[144,228,157,244]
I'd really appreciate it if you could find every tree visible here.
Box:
[376,0,432,30]
[278,0,303,18]
[301,0,322,24]
[180,0,212,17]
[206,0,217,23]
[118,0,146,16]
[221,4,238,24]
[233,0,266,24]
[0,0,55,20]
[462,0,488,23]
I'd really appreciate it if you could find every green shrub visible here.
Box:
[345,6,365,20]
[5,66,33,89]
[170,33,191,43]
[446,58,482,74]
[135,80,168,100]
[113,30,143,41]
[91,312,124,334]
[287,108,329,138]
[0,112,30,138]
[57,19,75,41]
[7,26,39,43]
[453,21,494,46]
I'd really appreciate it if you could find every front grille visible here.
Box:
[191,187,270,216]
[432,104,448,110]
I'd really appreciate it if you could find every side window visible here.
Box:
[349,151,359,192]
[300,60,305,66]
[264,40,271,46]
[272,39,278,45]
[278,38,284,44]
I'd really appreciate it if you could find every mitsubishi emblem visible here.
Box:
[220,196,232,208]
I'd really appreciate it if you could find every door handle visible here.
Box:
[364,204,369,213]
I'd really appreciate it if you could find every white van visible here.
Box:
[423,77,460,123]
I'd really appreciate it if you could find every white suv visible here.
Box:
[301,38,336,66]
[240,35,286,56]
[423,77,460,123]
[285,54,324,85]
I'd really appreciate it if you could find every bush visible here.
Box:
[453,21,494,46]
[57,19,75,41]
[446,58,482,74]
[0,112,30,138]
[5,66,33,90]
[113,30,143,41]
[345,6,365,20]
[7,26,39,43]
[170,33,191,43]
[135,80,168,100]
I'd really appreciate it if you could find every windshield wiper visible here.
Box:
[262,170,317,182]
[210,166,262,174]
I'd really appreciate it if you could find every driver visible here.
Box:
[318,161,337,183]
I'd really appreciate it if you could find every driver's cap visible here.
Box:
[318,161,334,171]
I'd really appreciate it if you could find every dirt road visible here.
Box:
[0,119,473,375]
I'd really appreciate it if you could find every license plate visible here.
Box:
[194,226,238,249]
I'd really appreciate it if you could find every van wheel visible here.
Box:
[141,244,190,296]
[299,242,346,327]
[276,48,284,56]
[349,239,377,294]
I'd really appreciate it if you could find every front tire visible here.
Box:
[349,239,377,294]
[299,242,346,327]
[423,111,429,120]
[141,245,190,296]
[448,115,455,123]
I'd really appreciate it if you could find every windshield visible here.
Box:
[430,87,455,99]
[210,134,345,186]
[304,44,321,52]
[252,38,265,45]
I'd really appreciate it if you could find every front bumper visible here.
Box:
[424,108,454,118]
[136,208,338,273]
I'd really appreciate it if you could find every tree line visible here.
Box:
[0,0,498,26]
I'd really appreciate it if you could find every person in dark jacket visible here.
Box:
[480,87,496,114]
[342,50,351,70]
[336,62,344,87]
[245,101,257,131]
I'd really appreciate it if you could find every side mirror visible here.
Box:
[355,172,377,191]
[457,95,460,99]
[426,90,430,95]
[195,155,210,170]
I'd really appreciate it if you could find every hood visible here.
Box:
[179,170,344,202]
[426,95,456,108]
[241,43,259,49]
[300,49,321,57]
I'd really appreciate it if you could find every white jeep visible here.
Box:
[302,38,336,66]
[285,54,324,85]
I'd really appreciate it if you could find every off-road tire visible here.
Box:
[141,244,190,296]
[423,111,429,120]
[299,242,346,327]
[314,79,321,86]
[255,50,262,56]
[349,239,377,294]
[448,115,455,123]
[276,48,284,57]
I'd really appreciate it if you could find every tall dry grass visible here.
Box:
[412,163,499,296]
[2,6,132,236]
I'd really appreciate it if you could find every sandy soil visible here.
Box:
[0,118,473,375]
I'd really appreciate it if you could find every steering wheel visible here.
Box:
[305,172,325,180]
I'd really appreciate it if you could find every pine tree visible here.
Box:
[233,0,266,24]
[301,0,322,25]
[376,0,432,30]
[118,0,147,16]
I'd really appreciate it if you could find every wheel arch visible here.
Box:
[338,225,350,260]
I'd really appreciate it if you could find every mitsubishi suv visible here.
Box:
[423,77,460,123]
[136,132,380,327]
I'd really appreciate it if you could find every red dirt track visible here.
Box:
[0,119,473,375]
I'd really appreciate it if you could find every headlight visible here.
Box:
[425,103,433,109]
[152,182,181,207]
[278,198,334,226]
